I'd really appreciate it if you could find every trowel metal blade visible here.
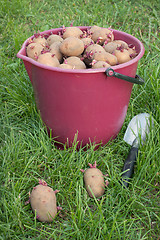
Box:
[123,113,152,146]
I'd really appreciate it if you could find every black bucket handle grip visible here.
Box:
[105,68,144,85]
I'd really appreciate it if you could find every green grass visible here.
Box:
[0,0,160,239]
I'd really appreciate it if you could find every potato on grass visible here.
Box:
[60,37,84,57]
[81,162,109,198]
[30,180,61,222]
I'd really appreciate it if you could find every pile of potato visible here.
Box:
[26,25,137,69]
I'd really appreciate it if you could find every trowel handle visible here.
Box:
[121,147,138,188]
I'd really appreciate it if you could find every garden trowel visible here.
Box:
[121,113,153,188]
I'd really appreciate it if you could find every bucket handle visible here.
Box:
[105,68,144,85]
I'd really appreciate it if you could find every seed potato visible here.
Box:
[26,26,138,69]
[93,51,118,66]
[63,26,83,39]
[127,48,136,55]
[114,49,131,64]
[103,40,128,54]
[64,56,86,69]
[59,37,84,57]
[84,167,105,198]
[26,42,43,61]
[81,37,94,49]
[83,44,106,66]
[114,40,128,49]
[59,63,73,69]
[33,36,48,47]
[89,25,102,34]
[92,61,111,69]
[30,184,57,222]
[50,41,63,63]
[37,52,60,67]
[84,44,106,56]
[91,28,114,45]
[47,34,63,46]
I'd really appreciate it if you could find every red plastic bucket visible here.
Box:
[17,26,145,148]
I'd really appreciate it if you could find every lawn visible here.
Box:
[0,0,160,239]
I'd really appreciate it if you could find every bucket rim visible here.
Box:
[17,26,145,74]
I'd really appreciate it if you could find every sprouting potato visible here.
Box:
[114,40,128,49]
[89,25,102,34]
[64,56,86,69]
[37,52,60,67]
[103,40,128,54]
[26,26,138,69]
[33,35,48,48]
[84,168,105,197]
[59,37,84,57]
[81,162,109,198]
[114,49,131,64]
[29,180,61,222]
[59,63,73,69]
[93,51,118,66]
[63,26,83,39]
[47,34,63,46]
[26,42,43,61]
[103,41,119,53]
[85,44,106,55]
[127,44,137,57]
[83,44,106,66]
[91,28,114,45]
[50,41,63,63]
[81,37,94,49]
[127,48,137,55]
[91,60,111,69]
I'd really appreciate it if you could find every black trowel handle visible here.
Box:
[121,147,139,188]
